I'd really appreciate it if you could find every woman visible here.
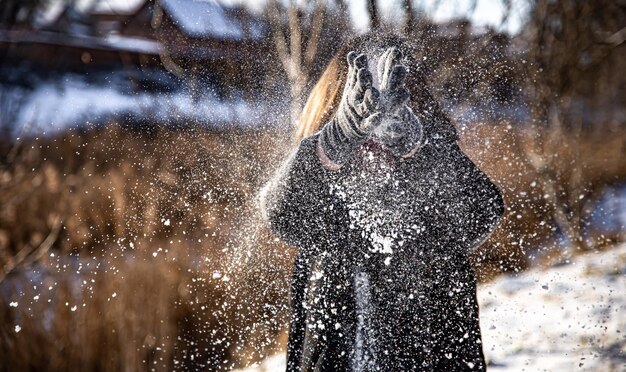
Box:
[260,35,504,371]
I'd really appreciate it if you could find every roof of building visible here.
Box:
[35,0,265,41]
[90,0,147,15]
[159,0,265,41]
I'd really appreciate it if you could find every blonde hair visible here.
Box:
[295,34,457,144]
[295,55,347,142]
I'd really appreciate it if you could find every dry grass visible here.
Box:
[0,124,295,371]
[461,122,626,281]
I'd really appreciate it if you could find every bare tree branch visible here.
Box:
[288,1,302,75]
[151,2,185,77]
[605,26,626,46]
[267,0,327,124]
[268,0,295,79]
[0,215,61,283]
[499,0,512,29]
[367,0,380,30]
[403,0,414,34]
[304,0,326,71]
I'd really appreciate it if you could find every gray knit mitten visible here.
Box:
[372,47,423,157]
[319,52,382,165]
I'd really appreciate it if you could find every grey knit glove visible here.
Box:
[319,52,382,165]
[372,47,423,157]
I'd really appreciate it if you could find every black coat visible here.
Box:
[260,129,504,371]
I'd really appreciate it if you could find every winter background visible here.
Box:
[0,0,624,371]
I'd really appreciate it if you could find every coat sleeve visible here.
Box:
[396,139,504,253]
[450,144,505,250]
[259,134,340,250]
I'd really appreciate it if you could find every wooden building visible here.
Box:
[0,0,269,76]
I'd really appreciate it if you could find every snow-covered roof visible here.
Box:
[159,0,265,41]
[90,0,147,15]
[35,0,147,27]
[34,0,265,41]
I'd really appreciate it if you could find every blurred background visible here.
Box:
[0,0,624,370]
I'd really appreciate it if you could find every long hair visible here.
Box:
[296,33,458,144]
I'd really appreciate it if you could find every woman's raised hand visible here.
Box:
[373,47,423,157]
[318,48,424,166]
[377,47,410,115]
[345,52,382,132]
[318,52,383,166]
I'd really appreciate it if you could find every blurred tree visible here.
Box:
[150,1,185,77]
[367,0,380,30]
[519,0,626,252]
[267,0,327,125]
[402,0,414,34]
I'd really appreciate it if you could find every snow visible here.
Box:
[35,0,145,28]
[236,353,286,372]
[89,0,146,15]
[354,271,378,370]
[591,185,626,234]
[236,244,626,371]
[102,35,161,54]
[0,31,160,55]
[160,0,244,40]
[2,70,286,137]
[480,244,626,371]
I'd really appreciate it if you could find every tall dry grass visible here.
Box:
[461,121,626,280]
[0,124,295,371]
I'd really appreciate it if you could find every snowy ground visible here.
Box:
[481,244,626,371]
[0,68,288,138]
[238,244,626,371]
